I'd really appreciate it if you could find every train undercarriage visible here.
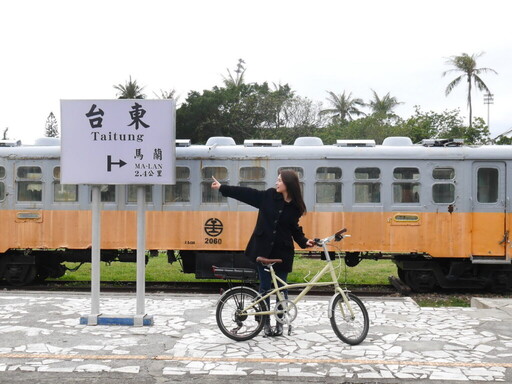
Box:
[179,250,512,293]
[1,249,511,293]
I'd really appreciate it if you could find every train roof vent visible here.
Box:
[176,139,191,147]
[335,139,376,147]
[0,139,22,147]
[382,137,413,146]
[244,139,282,147]
[421,138,464,147]
[205,136,236,146]
[33,137,60,146]
[294,137,323,146]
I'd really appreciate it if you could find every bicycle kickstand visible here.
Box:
[287,323,293,336]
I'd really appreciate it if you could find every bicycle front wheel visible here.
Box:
[216,287,267,341]
[330,292,369,345]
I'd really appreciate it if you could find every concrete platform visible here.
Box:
[0,291,512,383]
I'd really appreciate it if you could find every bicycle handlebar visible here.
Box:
[313,228,349,246]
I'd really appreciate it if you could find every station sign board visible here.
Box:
[60,99,175,185]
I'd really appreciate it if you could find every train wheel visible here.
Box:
[397,267,406,282]
[404,270,437,292]
[5,264,37,286]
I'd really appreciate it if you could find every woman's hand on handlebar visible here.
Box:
[211,176,221,190]
[306,239,316,247]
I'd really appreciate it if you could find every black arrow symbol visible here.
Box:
[107,155,127,172]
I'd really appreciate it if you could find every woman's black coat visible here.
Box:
[219,185,308,272]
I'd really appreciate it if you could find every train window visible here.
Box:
[316,183,342,203]
[316,167,342,180]
[53,167,78,202]
[355,167,380,180]
[202,167,228,203]
[354,183,381,203]
[316,167,342,203]
[202,167,228,180]
[240,167,265,181]
[0,182,4,201]
[0,166,5,179]
[54,184,78,202]
[164,167,191,203]
[89,185,116,202]
[239,166,266,191]
[394,168,419,180]
[393,183,420,203]
[433,184,455,203]
[127,185,153,203]
[278,167,304,179]
[176,167,190,179]
[17,166,42,179]
[477,168,499,203]
[433,167,455,179]
[165,182,191,202]
[17,166,42,202]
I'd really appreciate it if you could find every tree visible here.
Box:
[154,89,178,101]
[443,52,497,128]
[113,76,146,99]
[222,59,246,88]
[368,90,402,117]
[2,127,8,140]
[45,112,59,138]
[320,91,365,123]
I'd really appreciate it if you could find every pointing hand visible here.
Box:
[211,176,221,190]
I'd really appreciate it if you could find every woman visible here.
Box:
[211,170,314,336]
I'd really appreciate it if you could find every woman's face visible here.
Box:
[276,175,287,194]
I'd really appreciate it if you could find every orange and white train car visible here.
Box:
[0,136,511,291]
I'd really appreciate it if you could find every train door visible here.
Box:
[471,162,507,258]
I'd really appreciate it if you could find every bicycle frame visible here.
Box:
[243,233,355,319]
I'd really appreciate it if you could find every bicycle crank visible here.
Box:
[274,300,298,324]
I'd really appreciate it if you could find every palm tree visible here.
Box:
[368,90,402,116]
[222,59,246,88]
[443,52,497,128]
[113,76,146,99]
[320,91,365,123]
[154,89,178,101]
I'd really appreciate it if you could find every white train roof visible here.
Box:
[1,137,512,161]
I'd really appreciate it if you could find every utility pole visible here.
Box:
[483,92,494,129]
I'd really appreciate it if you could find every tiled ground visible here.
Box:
[0,292,511,382]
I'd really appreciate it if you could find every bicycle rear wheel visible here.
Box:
[330,292,369,345]
[216,287,267,341]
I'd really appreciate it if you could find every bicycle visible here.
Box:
[213,228,369,345]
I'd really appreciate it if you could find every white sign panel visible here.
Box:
[60,99,176,185]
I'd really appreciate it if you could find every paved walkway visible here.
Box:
[0,291,511,383]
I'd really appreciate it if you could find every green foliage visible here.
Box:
[368,89,402,117]
[114,76,146,99]
[443,52,497,128]
[176,81,304,143]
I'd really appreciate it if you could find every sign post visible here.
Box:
[61,99,176,326]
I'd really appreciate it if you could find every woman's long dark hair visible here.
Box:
[280,169,307,216]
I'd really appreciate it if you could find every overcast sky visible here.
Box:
[1,0,510,143]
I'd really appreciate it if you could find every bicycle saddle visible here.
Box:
[256,256,283,265]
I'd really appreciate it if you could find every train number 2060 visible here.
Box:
[205,238,223,245]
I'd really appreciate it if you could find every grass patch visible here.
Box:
[413,295,470,307]
[52,254,397,285]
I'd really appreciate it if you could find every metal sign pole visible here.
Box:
[135,185,147,326]
[89,185,101,325]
